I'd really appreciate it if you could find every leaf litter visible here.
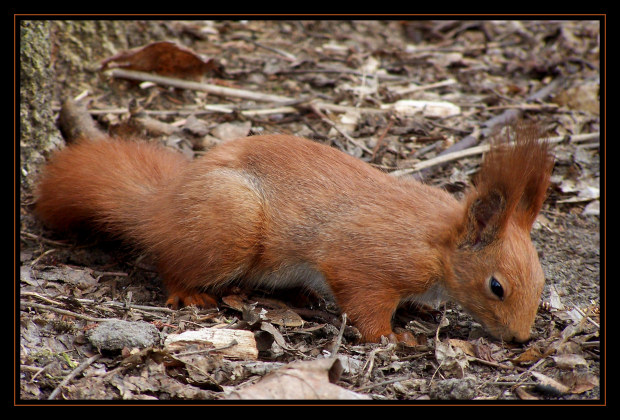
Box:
[19,19,601,402]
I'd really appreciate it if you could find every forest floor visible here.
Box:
[19,20,601,403]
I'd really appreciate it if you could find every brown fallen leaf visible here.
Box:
[447,338,476,357]
[100,41,217,80]
[564,372,599,394]
[225,358,370,400]
[435,338,469,378]
[223,293,305,327]
[512,346,544,366]
[552,353,589,370]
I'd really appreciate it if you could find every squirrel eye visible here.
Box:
[489,276,504,300]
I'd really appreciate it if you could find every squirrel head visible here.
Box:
[445,124,554,342]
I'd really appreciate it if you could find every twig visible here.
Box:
[390,132,600,177]
[280,66,410,82]
[20,301,110,323]
[354,375,413,392]
[172,339,239,358]
[21,231,72,247]
[106,68,296,104]
[75,298,176,314]
[30,248,57,268]
[394,78,457,96]
[470,356,526,372]
[435,76,566,157]
[329,313,348,358]
[371,115,395,160]
[486,103,559,112]
[308,102,374,155]
[243,37,297,62]
[48,354,102,400]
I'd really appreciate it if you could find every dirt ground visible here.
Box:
[18,19,602,403]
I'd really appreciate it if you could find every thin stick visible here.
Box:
[48,354,102,400]
[244,37,297,62]
[21,230,72,247]
[434,76,566,157]
[329,313,348,358]
[75,298,177,314]
[390,132,599,177]
[308,102,374,155]
[354,375,413,392]
[106,68,296,104]
[20,301,110,323]
[395,78,457,96]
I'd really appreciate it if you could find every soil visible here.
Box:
[18,19,602,403]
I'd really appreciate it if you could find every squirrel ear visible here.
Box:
[461,189,507,248]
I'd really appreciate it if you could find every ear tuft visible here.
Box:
[459,123,554,246]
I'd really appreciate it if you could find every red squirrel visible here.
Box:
[34,125,553,344]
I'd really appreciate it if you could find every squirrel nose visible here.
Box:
[512,330,532,344]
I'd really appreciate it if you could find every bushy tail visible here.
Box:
[35,138,188,240]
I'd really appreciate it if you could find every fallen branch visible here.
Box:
[20,301,111,323]
[308,102,374,155]
[391,132,599,177]
[105,68,297,103]
[48,354,102,400]
[436,76,567,156]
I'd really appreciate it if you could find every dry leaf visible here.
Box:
[225,358,370,400]
[562,372,599,394]
[263,308,305,327]
[100,41,217,80]
[547,285,565,311]
[531,371,570,396]
[221,294,246,311]
[553,82,599,114]
[435,338,469,378]
[260,321,293,351]
[223,293,304,327]
[512,346,544,366]
[447,338,476,357]
[551,353,589,370]
[211,121,252,142]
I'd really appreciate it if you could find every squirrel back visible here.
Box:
[35,127,553,344]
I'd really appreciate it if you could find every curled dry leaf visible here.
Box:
[435,338,469,378]
[223,293,305,327]
[531,371,570,396]
[100,41,217,80]
[511,346,544,366]
[562,372,599,394]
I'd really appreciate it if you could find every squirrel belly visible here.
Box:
[35,129,553,344]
